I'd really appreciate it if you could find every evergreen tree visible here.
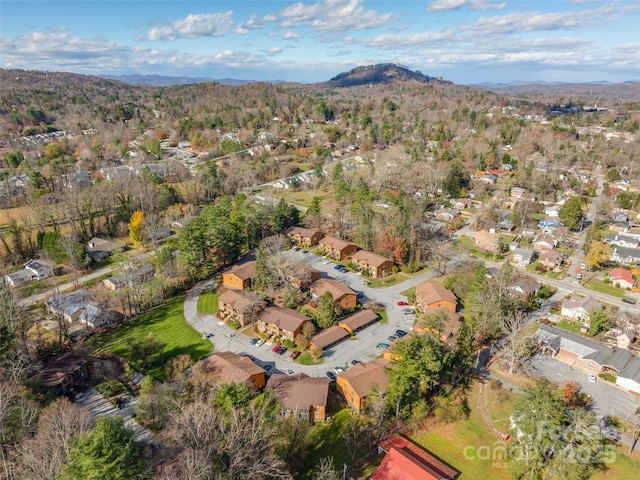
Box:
[59,417,151,480]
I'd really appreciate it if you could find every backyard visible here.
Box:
[90,294,212,380]
[197,288,219,314]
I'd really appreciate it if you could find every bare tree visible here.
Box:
[312,457,340,480]
[497,309,536,376]
[16,398,93,480]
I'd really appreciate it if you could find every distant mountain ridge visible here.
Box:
[326,63,441,87]
[100,74,256,87]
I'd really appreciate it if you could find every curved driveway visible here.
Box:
[183,250,438,378]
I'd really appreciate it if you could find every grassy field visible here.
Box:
[400,286,416,302]
[367,272,409,288]
[411,382,516,480]
[197,289,219,314]
[582,277,625,298]
[90,294,212,380]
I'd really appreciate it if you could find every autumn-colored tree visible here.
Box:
[585,240,611,270]
[377,227,408,265]
[128,210,145,245]
[561,380,579,405]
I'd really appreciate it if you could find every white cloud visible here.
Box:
[428,0,506,12]
[145,11,235,41]
[267,47,283,55]
[274,0,393,33]
[283,30,303,40]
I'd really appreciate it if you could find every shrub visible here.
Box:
[489,378,502,390]
[283,339,296,349]
[392,265,399,274]
[598,372,616,383]
[227,320,240,330]
[95,379,126,398]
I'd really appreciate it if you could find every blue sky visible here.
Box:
[1,0,639,84]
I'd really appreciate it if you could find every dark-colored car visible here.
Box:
[396,329,407,337]
[376,342,390,349]
[333,264,342,270]
[241,354,255,362]
[326,371,336,381]
[249,338,259,345]
[388,335,398,342]
[622,298,636,304]
[350,359,360,366]
[277,346,287,355]
[263,364,272,371]
[289,351,301,360]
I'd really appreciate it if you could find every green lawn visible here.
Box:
[556,319,583,334]
[90,295,212,380]
[297,351,324,365]
[376,308,387,324]
[582,278,625,298]
[367,272,408,288]
[197,289,219,314]
[400,286,416,302]
[301,408,373,479]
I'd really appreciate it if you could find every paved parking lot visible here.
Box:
[527,354,640,421]
[185,249,438,379]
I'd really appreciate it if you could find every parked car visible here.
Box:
[333,366,344,374]
[396,329,407,337]
[333,264,342,270]
[249,338,259,345]
[397,301,409,306]
[287,369,294,375]
[388,335,398,342]
[323,260,331,265]
[255,339,266,347]
[376,342,390,349]
[241,354,255,362]
[277,346,287,355]
[263,364,272,371]
[289,351,301,360]
[588,374,597,383]
[402,308,414,315]
[356,292,365,299]
[326,371,336,381]
[622,298,636,304]
[350,359,360,365]
[272,345,280,353]
[293,246,300,251]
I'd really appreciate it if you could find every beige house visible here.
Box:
[286,226,323,247]
[472,230,501,253]
[223,261,256,290]
[256,307,312,343]
[310,278,357,310]
[201,351,266,390]
[309,326,350,351]
[318,236,357,260]
[415,281,457,312]
[352,251,394,278]
[267,372,329,421]
[336,358,391,414]
[218,289,266,327]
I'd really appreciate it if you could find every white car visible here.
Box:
[255,339,266,347]
[588,374,597,383]
[333,366,344,374]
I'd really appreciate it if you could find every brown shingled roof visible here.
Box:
[202,351,265,383]
[286,226,321,239]
[339,309,378,333]
[218,289,260,312]
[311,278,355,301]
[319,236,356,251]
[267,372,329,411]
[39,352,87,389]
[227,261,256,280]
[258,307,311,333]
[337,357,391,397]
[352,250,393,267]
[415,281,457,305]
[310,326,350,349]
